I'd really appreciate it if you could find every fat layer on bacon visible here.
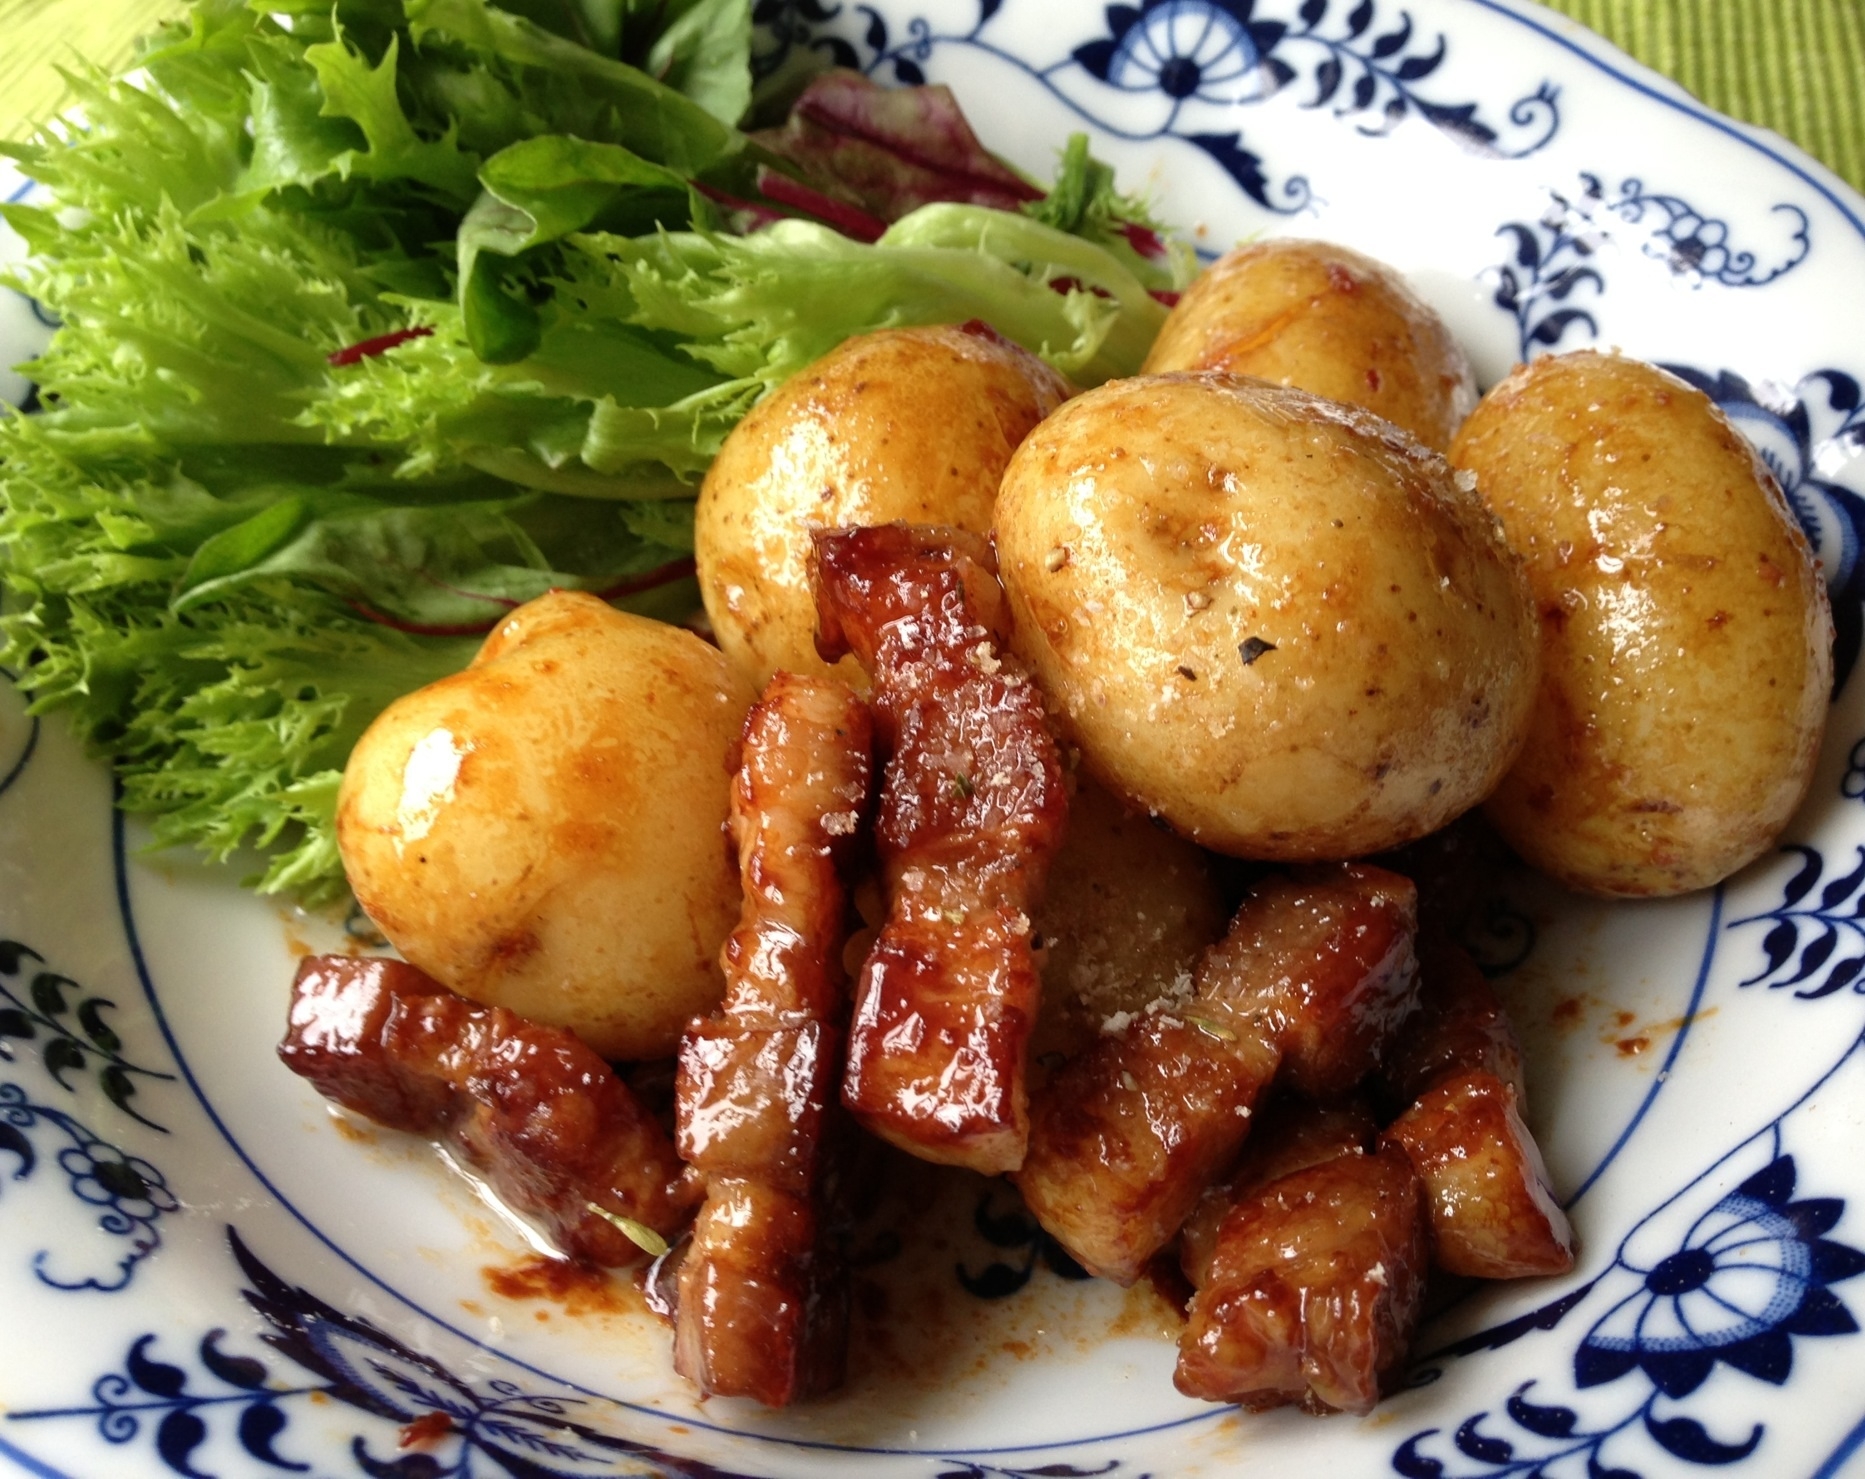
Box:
[1016,864,1419,1284]
[811,523,1068,1175]
[1175,1142,1429,1414]
[278,955,700,1264]
[673,672,873,1405]
[1179,1098,1379,1288]
[1378,939,1573,1279]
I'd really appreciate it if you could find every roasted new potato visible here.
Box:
[1451,351,1833,897]
[1143,238,1477,452]
[695,323,1072,687]
[337,590,754,1060]
[995,372,1537,860]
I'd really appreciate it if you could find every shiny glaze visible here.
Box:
[673,673,872,1404]
[672,1178,849,1407]
[1382,1069,1575,1279]
[336,589,752,1060]
[696,324,1072,687]
[1179,1099,1379,1287]
[994,373,1538,859]
[1174,1143,1428,1414]
[1142,238,1477,452]
[1381,935,1527,1110]
[813,524,1069,1174]
[1015,864,1419,1285]
[1452,351,1833,896]
[278,956,700,1264]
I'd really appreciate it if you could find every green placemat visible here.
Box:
[1541,0,1865,193]
[1,0,1861,191]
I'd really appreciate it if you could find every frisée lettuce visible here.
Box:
[0,0,1188,904]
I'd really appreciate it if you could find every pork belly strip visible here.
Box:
[1380,935,1526,1110]
[279,956,699,1264]
[672,1177,850,1408]
[1016,864,1419,1284]
[1179,1099,1379,1288]
[674,673,872,1404]
[811,523,1068,1174]
[1175,1143,1429,1415]
[1375,937,1573,1279]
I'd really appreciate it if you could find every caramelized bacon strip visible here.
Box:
[1016,865,1418,1284]
[673,673,873,1405]
[1381,936,1526,1110]
[1376,938,1574,1279]
[1179,1099,1377,1288]
[673,1178,849,1405]
[279,956,699,1264]
[1175,1144,1428,1414]
[1382,1070,1574,1279]
[811,524,1067,1174]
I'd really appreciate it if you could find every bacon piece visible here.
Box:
[1179,1099,1377,1288]
[674,1178,850,1407]
[1016,865,1418,1284]
[1376,938,1573,1278]
[279,955,700,1264]
[673,673,873,1405]
[1175,1144,1428,1414]
[811,524,1067,1174]
[1382,1070,1575,1279]
[1381,937,1526,1110]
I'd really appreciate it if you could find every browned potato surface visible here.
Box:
[1452,351,1833,896]
[996,372,1537,860]
[1143,238,1476,451]
[337,590,754,1060]
[695,323,1072,687]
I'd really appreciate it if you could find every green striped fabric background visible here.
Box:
[1542,0,1865,192]
[2,0,1862,190]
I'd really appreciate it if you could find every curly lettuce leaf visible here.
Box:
[1,0,1180,904]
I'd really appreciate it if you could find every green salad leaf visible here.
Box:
[0,0,1179,904]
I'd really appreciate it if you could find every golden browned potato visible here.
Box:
[1451,351,1833,897]
[1143,238,1476,452]
[337,590,754,1060]
[695,323,1072,687]
[995,372,1537,860]
[1029,778,1228,1068]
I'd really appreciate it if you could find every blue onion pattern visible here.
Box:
[1577,1157,1864,1398]
[759,0,1559,218]
[1393,1156,1865,1478]
[1077,0,1289,104]
[7,1228,1131,1479]
[1729,845,1865,999]
[0,938,176,1131]
[1608,179,1809,286]
[1490,175,1812,362]
[0,1081,178,1291]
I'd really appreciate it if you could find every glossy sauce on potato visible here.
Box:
[996,372,1537,860]
[696,323,1072,687]
[337,590,754,1060]
[1142,238,1476,452]
[1452,351,1832,896]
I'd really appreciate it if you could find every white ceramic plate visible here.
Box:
[5,1,1865,1475]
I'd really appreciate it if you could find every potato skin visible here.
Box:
[1451,351,1833,897]
[1142,238,1476,452]
[696,323,1073,687]
[996,372,1536,859]
[337,590,754,1060]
